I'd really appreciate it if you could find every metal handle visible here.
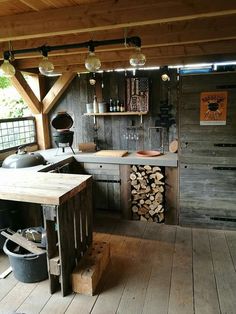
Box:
[16,144,28,155]
[23,255,40,260]
[212,167,236,171]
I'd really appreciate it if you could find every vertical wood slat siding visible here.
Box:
[179,73,236,229]
[49,70,178,152]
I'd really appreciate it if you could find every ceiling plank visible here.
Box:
[10,71,41,114]
[42,72,76,114]
[0,0,236,41]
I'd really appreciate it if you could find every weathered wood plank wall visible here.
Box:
[48,70,177,152]
[179,73,236,229]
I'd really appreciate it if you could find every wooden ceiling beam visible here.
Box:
[42,72,76,114]
[1,14,236,53]
[0,0,236,41]
[9,71,41,114]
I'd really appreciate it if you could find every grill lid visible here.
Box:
[51,112,73,130]
[2,146,46,168]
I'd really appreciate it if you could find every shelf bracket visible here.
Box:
[93,115,96,126]
[140,114,143,126]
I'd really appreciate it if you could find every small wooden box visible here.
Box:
[78,142,96,152]
[72,241,110,295]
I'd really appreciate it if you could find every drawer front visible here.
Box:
[83,163,120,176]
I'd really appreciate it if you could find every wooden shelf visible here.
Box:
[84,111,148,116]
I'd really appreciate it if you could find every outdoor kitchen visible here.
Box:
[0,1,236,314]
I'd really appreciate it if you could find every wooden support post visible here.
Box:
[120,165,132,219]
[165,167,179,225]
[34,113,51,150]
[10,71,41,114]
[42,204,60,294]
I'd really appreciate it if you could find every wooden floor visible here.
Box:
[1,215,236,314]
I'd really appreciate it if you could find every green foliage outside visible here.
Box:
[0,77,11,89]
[0,76,31,118]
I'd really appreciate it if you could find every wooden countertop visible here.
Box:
[34,148,178,168]
[0,169,91,205]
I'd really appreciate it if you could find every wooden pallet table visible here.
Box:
[0,169,93,296]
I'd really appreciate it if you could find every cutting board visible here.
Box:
[169,139,178,153]
[94,150,128,157]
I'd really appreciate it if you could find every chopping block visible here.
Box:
[72,241,110,295]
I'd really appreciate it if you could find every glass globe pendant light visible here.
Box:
[0,59,16,77]
[38,48,54,76]
[129,47,146,67]
[39,56,54,75]
[85,45,101,72]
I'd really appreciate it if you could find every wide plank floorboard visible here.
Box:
[168,227,194,314]
[192,228,220,314]
[209,229,236,314]
[0,219,235,314]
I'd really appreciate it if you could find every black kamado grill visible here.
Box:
[51,112,75,154]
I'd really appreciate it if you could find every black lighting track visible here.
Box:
[3,36,142,60]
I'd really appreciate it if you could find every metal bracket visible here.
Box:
[49,256,61,276]
[42,205,57,221]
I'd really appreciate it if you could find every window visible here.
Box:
[0,117,36,152]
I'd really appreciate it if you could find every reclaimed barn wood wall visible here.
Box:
[48,70,177,152]
[179,72,236,229]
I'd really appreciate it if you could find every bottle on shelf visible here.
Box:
[93,95,98,113]
[120,101,125,112]
[116,100,120,112]
[109,98,113,112]
[113,100,117,112]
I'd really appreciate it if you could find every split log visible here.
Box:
[131,180,138,186]
[132,213,140,220]
[157,213,164,222]
[132,165,137,172]
[138,207,149,215]
[153,166,161,172]
[133,184,141,191]
[149,209,156,216]
[140,216,147,222]
[155,172,164,181]
[132,205,138,213]
[130,173,137,180]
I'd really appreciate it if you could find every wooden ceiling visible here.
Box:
[1,0,236,73]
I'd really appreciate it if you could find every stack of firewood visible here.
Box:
[130,165,165,222]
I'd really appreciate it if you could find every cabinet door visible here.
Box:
[83,163,121,211]
[93,180,120,211]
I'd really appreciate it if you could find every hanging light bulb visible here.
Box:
[0,59,16,77]
[89,77,96,85]
[161,73,170,81]
[129,47,146,67]
[160,66,170,81]
[85,47,101,72]
[38,56,54,76]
